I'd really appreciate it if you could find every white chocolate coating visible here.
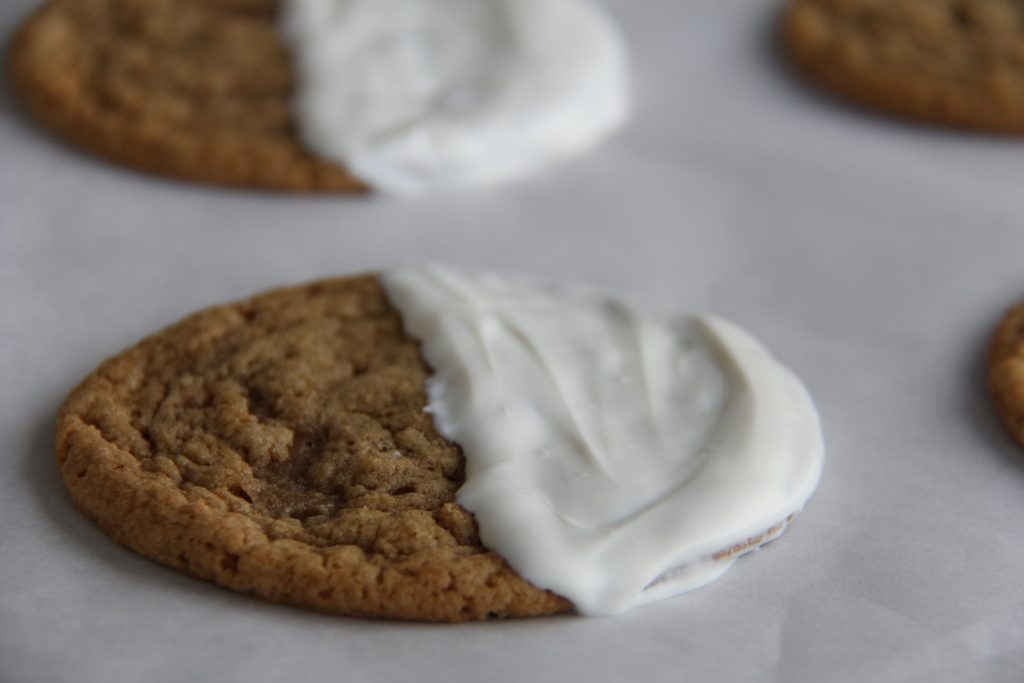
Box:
[382,264,824,616]
[280,0,629,195]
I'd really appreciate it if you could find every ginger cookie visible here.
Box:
[782,0,1024,135]
[58,268,823,619]
[56,275,569,621]
[989,300,1024,448]
[8,0,365,191]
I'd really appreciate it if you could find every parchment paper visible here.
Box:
[3,1,1023,681]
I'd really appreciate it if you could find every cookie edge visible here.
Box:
[988,302,1024,448]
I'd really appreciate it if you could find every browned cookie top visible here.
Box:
[783,0,1024,134]
[989,301,1024,449]
[8,0,365,191]
[56,275,571,621]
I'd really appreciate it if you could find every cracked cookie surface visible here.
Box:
[989,301,1024,449]
[8,0,364,191]
[56,275,570,621]
[783,0,1024,134]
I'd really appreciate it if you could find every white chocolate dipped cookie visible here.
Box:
[57,265,824,621]
[10,0,629,194]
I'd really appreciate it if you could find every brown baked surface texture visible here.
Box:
[55,275,570,621]
[8,0,365,192]
[782,0,1024,135]
[989,301,1024,448]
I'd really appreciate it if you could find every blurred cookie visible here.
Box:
[783,0,1024,134]
[8,0,364,191]
[989,300,1024,448]
[56,275,569,621]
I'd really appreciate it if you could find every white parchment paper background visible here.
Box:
[2,1,1023,681]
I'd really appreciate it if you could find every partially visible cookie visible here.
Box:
[8,0,365,191]
[56,275,570,621]
[989,301,1024,448]
[783,0,1024,135]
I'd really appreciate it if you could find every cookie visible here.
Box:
[989,300,1024,448]
[55,275,570,621]
[8,0,366,191]
[782,0,1024,135]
